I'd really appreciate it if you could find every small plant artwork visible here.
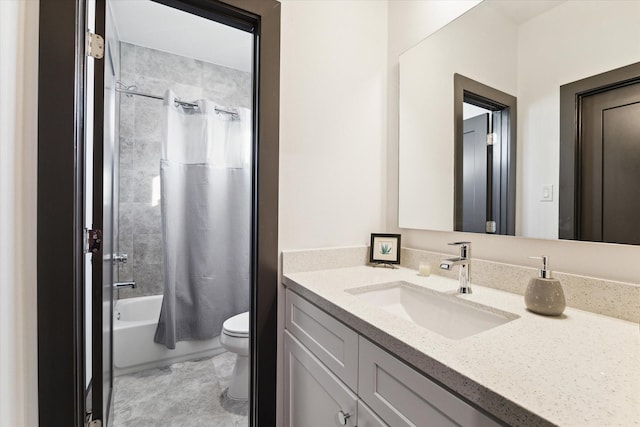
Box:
[379,243,393,255]
[369,233,401,264]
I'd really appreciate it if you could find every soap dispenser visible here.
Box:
[525,256,566,316]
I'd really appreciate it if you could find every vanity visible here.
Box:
[282,252,640,427]
[284,283,502,427]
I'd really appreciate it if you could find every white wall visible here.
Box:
[279,0,388,251]
[0,1,39,426]
[517,0,640,238]
[388,1,640,284]
[278,1,388,424]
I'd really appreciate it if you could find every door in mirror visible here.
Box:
[454,74,517,236]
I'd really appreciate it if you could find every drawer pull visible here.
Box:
[337,410,351,425]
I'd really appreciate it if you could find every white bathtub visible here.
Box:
[113,295,224,376]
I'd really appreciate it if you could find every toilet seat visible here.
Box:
[222,311,249,338]
[220,311,250,400]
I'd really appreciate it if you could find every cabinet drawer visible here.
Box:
[358,400,387,427]
[284,331,357,427]
[358,337,500,427]
[285,289,359,390]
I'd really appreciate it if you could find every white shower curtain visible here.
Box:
[154,90,252,349]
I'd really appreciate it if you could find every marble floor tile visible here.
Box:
[112,351,247,427]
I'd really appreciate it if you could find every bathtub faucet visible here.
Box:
[113,281,137,289]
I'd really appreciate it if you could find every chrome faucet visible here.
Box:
[113,281,136,299]
[439,242,472,294]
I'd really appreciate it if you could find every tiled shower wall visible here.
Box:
[117,42,251,298]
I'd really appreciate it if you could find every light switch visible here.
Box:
[541,185,553,202]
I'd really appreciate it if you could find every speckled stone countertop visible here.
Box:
[283,266,640,427]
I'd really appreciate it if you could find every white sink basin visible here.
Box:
[347,281,518,339]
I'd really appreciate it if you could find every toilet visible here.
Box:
[220,311,249,400]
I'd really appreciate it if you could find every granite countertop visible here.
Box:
[283,265,640,427]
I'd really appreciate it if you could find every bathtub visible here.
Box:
[113,295,225,376]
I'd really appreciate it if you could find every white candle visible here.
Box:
[418,263,431,276]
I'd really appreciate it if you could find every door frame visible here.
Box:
[36,0,280,425]
[559,61,640,240]
[37,0,87,425]
[453,73,517,235]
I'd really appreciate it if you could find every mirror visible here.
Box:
[399,0,640,243]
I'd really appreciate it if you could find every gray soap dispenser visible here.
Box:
[525,256,566,316]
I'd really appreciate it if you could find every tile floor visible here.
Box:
[112,351,247,427]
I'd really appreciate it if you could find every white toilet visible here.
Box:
[220,311,249,400]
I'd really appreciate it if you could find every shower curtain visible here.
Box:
[154,90,251,349]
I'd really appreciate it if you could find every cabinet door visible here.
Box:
[284,331,357,427]
[358,401,388,427]
[359,337,500,427]
[286,289,359,390]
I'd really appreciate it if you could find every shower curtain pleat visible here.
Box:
[154,90,251,349]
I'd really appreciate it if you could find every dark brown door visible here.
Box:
[580,81,640,244]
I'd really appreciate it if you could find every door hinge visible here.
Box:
[486,133,496,146]
[87,420,102,427]
[86,32,104,59]
[85,228,103,253]
[486,221,497,233]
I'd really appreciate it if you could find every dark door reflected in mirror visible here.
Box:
[454,74,516,236]
[461,111,489,233]
[560,62,640,245]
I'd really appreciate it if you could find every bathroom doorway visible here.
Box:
[106,1,255,425]
[454,74,517,236]
[36,1,279,426]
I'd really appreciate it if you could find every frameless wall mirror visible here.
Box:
[398,0,640,244]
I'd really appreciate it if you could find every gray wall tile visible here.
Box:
[136,264,164,295]
[202,89,251,110]
[119,137,134,171]
[134,97,162,140]
[135,45,203,87]
[133,204,162,235]
[119,170,134,203]
[119,96,135,139]
[133,138,162,172]
[119,203,134,236]
[120,43,135,75]
[117,222,134,283]
[133,233,162,266]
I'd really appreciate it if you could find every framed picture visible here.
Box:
[369,233,401,264]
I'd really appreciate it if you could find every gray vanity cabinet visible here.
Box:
[358,338,500,427]
[284,331,358,427]
[284,288,501,427]
[285,289,359,390]
[357,401,387,427]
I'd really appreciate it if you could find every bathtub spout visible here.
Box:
[113,281,137,289]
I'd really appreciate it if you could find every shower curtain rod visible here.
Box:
[115,87,239,119]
